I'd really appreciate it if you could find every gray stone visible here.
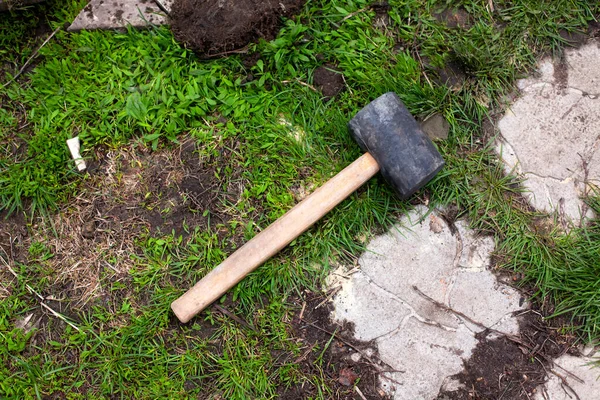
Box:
[534,352,600,400]
[69,0,171,32]
[330,206,526,399]
[497,39,600,224]
[349,352,362,363]
[421,113,450,141]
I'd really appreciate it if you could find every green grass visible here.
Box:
[1,0,600,398]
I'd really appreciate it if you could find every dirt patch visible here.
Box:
[0,210,28,299]
[436,311,577,400]
[421,113,449,141]
[559,29,589,47]
[553,55,569,89]
[91,139,233,238]
[434,8,471,29]
[170,0,307,55]
[371,2,391,30]
[10,138,241,311]
[589,21,600,39]
[435,59,467,90]
[279,291,390,399]
[313,64,345,99]
[0,210,28,263]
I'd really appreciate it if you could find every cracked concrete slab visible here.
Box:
[534,352,600,400]
[330,206,526,399]
[68,0,171,32]
[497,39,600,223]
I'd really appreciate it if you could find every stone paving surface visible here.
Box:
[69,0,172,31]
[497,39,600,224]
[330,206,600,399]
[534,351,600,400]
[330,38,600,399]
[330,206,525,399]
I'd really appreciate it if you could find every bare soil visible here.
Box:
[0,138,240,313]
[88,139,230,238]
[433,7,472,29]
[435,59,467,90]
[0,210,28,299]
[280,291,390,399]
[0,210,28,263]
[170,0,307,56]
[313,64,345,99]
[436,309,577,399]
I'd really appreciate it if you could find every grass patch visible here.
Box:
[1,0,599,398]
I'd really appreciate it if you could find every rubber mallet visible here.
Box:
[171,92,444,323]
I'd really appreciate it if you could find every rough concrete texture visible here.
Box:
[497,39,600,223]
[330,206,526,399]
[534,352,600,400]
[69,0,172,31]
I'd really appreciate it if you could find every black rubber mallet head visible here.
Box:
[171,92,445,323]
[349,92,445,198]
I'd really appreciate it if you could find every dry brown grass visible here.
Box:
[7,138,231,309]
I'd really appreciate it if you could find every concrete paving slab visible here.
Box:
[377,318,478,399]
[497,39,600,223]
[330,206,526,399]
[534,352,600,400]
[68,0,171,32]
[333,271,410,341]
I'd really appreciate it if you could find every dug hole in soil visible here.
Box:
[171,0,307,55]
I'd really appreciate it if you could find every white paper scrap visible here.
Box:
[66,136,87,172]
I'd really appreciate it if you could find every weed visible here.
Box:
[1,0,600,397]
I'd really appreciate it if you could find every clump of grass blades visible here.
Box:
[500,194,600,341]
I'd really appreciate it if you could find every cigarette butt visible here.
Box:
[66,136,87,172]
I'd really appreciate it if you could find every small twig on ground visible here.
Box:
[540,385,550,400]
[341,7,368,22]
[199,46,249,59]
[414,50,434,89]
[498,379,514,400]
[340,73,354,96]
[3,25,61,88]
[153,0,170,15]
[281,79,318,92]
[552,370,582,400]
[298,301,307,320]
[551,363,585,385]
[522,384,532,400]
[355,385,368,400]
[213,304,256,332]
[293,342,316,364]
[315,285,341,309]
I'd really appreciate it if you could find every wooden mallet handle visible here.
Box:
[171,153,380,323]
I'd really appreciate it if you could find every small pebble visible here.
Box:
[82,220,96,239]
